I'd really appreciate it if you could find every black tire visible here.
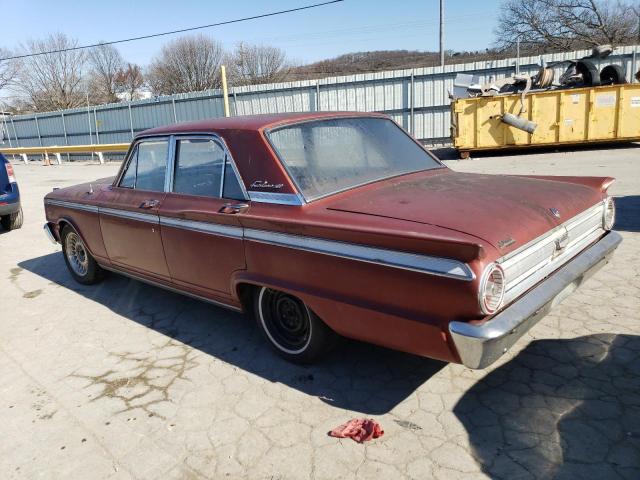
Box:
[253,286,337,364]
[576,60,601,87]
[600,64,627,85]
[0,208,23,231]
[61,225,105,285]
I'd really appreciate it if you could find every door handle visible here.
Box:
[139,199,160,209]
[219,203,249,214]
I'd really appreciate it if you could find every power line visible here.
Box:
[0,0,345,62]
[246,12,496,45]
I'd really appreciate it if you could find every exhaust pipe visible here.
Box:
[501,113,537,134]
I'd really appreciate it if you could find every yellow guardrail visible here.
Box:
[0,143,130,164]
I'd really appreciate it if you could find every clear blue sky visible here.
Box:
[1,0,502,65]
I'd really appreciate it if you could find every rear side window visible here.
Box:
[223,163,245,200]
[119,139,168,191]
[173,139,225,197]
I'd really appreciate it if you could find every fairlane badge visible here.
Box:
[250,180,284,190]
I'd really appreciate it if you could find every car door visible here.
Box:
[100,137,171,280]
[158,135,248,297]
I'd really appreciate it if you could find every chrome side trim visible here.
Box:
[43,223,58,245]
[46,200,157,224]
[160,216,243,239]
[45,199,99,213]
[100,264,242,312]
[450,231,622,369]
[46,199,474,280]
[248,191,305,205]
[244,228,475,280]
[100,207,158,224]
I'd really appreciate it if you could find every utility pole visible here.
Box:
[636,8,639,82]
[440,0,445,67]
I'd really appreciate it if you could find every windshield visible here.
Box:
[266,117,441,201]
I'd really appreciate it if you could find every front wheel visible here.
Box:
[61,225,105,285]
[254,287,337,363]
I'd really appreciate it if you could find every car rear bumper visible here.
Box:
[449,230,622,369]
[0,201,20,216]
[0,183,20,216]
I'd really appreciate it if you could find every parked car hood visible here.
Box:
[326,169,605,255]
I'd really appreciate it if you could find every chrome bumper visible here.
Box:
[43,223,58,245]
[449,231,622,369]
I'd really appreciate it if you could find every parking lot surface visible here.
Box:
[1,145,639,479]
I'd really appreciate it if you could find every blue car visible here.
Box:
[0,153,23,231]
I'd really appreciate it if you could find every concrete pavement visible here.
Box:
[1,145,639,479]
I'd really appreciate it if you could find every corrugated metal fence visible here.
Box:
[2,45,638,159]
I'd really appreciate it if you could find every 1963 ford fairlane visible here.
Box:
[43,112,621,368]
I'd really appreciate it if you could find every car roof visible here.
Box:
[139,111,388,137]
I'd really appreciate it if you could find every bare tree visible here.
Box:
[147,35,224,95]
[495,0,638,51]
[114,63,144,101]
[17,33,87,111]
[88,43,124,103]
[0,48,19,91]
[229,43,290,85]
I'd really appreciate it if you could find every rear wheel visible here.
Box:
[254,287,336,363]
[0,208,23,231]
[61,225,105,285]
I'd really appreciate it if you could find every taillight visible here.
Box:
[478,264,506,315]
[603,197,615,231]
[5,163,16,183]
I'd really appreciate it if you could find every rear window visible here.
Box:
[266,117,440,201]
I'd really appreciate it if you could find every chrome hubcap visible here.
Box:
[65,232,89,276]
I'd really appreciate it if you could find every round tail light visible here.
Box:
[479,264,505,315]
[603,197,615,231]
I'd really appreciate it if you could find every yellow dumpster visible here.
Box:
[451,83,640,158]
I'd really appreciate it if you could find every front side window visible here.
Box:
[173,139,225,197]
[119,145,138,188]
[267,117,441,201]
[119,139,168,191]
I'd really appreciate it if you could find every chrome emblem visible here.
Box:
[497,237,516,249]
[250,180,284,190]
[549,208,561,218]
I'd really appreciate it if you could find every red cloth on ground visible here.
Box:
[329,418,384,443]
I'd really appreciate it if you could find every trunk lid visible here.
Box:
[326,169,604,255]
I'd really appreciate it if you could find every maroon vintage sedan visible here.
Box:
[43,112,621,368]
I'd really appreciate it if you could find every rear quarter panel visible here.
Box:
[235,203,491,363]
